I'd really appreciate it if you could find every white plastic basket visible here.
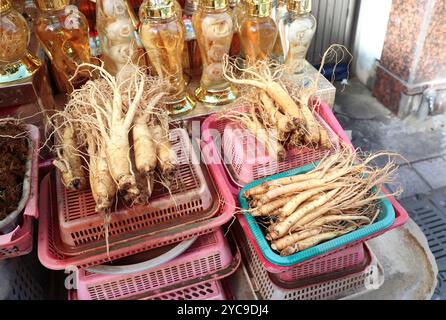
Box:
[241,232,384,300]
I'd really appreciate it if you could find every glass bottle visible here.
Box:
[228,0,240,57]
[279,0,316,74]
[96,0,144,75]
[182,0,202,80]
[270,0,285,61]
[33,0,91,94]
[139,0,194,115]
[192,0,238,105]
[0,0,41,84]
[238,0,277,64]
[75,0,101,56]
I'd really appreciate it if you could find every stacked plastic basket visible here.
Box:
[38,127,240,300]
[201,101,409,300]
[0,125,40,261]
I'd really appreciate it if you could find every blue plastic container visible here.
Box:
[238,163,396,266]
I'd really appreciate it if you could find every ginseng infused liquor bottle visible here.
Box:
[0,0,41,84]
[279,0,316,73]
[139,0,195,115]
[192,0,238,105]
[33,0,91,93]
[238,0,278,64]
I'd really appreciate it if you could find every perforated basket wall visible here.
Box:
[233,220,366,284]
[272,243,366,283]
[202,104,339,187]
[69,280,226,300]
[147,280,226,300]
[240,229,384,300]
[76,229,233,300]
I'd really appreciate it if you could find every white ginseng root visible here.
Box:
[150,124,177,178]
[243,147,401,256]
[87,139,117,213]
[53,125,87,191]
[280,227,356,256]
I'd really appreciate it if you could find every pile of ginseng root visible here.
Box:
[243,146,401,256]
[222,56,336,161]
[51,61,177,213]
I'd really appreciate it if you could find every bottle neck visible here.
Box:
[288,10,311,18]
[38,6,67,17]
[199,6,229,14]
[145,15,177,24]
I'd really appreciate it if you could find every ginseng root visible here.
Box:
[150,125,177,178]
[88,144,117,213]
[271,228,323,251]
[53,126,87,190]
[280,227,355,256]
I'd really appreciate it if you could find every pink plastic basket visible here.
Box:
[75,228,234,300]
[202,102,409,273]
[240,227,384,300]
[55,128,217,253]
[202,101,339,187]
[233,217,366,284]
[69,280,227,300]
[37,130,237,270]
[0,124,40,260]
[273,243,366,284]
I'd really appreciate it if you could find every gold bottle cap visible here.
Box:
[200,0,229,10]
[0,0,12,14]
[33,0,70,12]
[246,0,272,17]
[286,0,311,15]
[139,0,175,19]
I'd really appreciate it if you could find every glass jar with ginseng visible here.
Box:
[0,0,40,83]
[33,0,91,94]
[238,0,277,64]
[139,0,194,115]
[279,0,316,74]
[96,0,144,76]
[192,0,238,105]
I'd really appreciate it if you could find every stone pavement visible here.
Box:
[333,79,446,299]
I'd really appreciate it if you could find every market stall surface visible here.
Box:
[334,78,446,300]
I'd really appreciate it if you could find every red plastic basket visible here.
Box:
[69,280,227,300]
[75,228,235,300]
[37,130,237,270]
[202,102,339,187]
[0,124,40,260]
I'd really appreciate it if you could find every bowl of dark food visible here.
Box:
[0,119,33,235]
